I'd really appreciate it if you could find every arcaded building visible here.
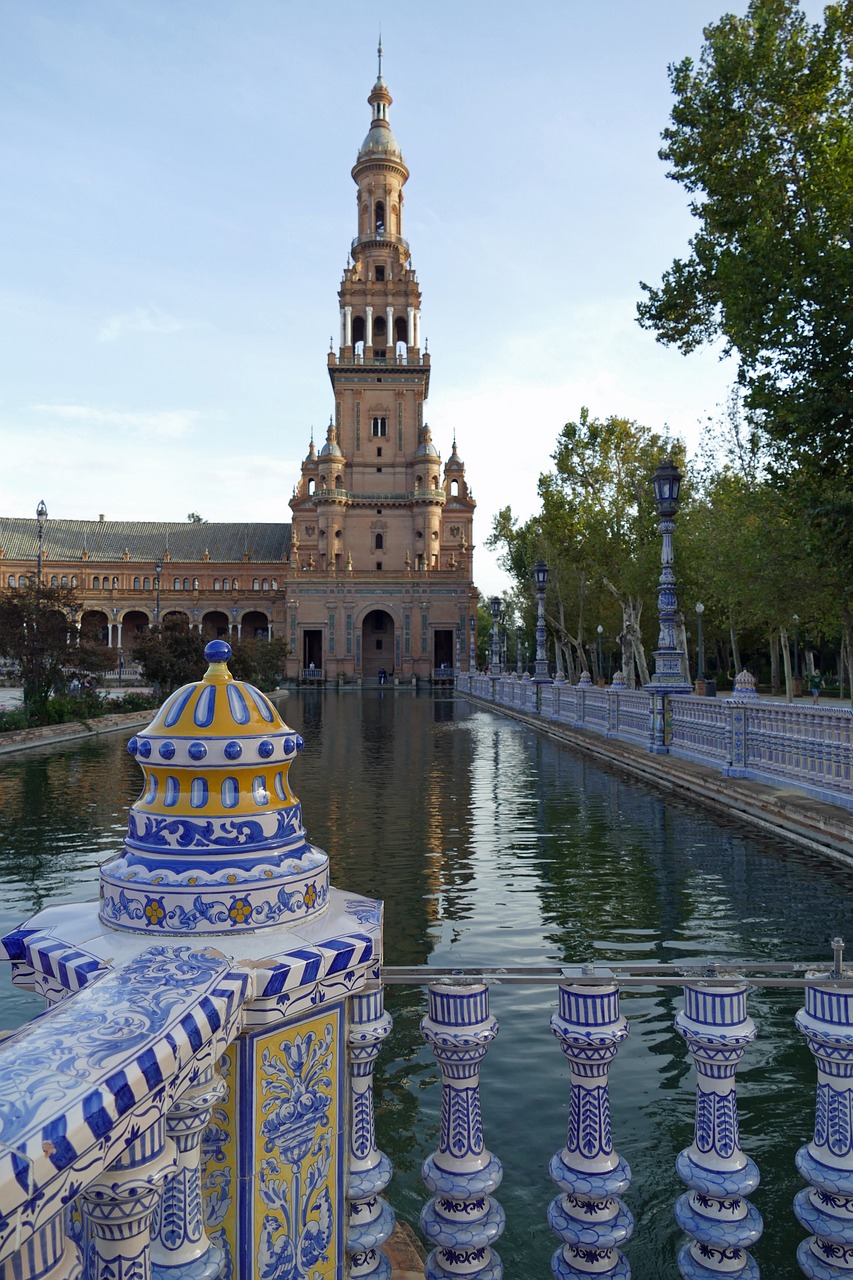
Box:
[0,56,477,683]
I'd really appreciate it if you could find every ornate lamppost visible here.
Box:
[793,613,801,693]
[533,560,550,680]
[36,500,47,587]
[469,614,476,672]
[154,559,163,626]
[516,624,523,677]
[489,597,501,675]
[695,602,705,689]
[597,623,604,684]
[648,458,691,752]
[455,623,461,676]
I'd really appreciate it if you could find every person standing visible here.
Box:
[809,668,823,704]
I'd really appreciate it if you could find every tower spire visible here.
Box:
[377,33,383,80]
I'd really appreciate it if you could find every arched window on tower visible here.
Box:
[93,576,100,590]
[307,478,315,496]
[415,475,423,492]
[451,479,459,496]
[375,533,384,550]
[375,200,385,234]
[353,315,365,358]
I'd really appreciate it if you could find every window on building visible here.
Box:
[253,579,260,591]
[112,576,118,589]
[143,576,149,590]
[371,417,387,437]
[233,579,239,590]
[214,578,220,591]
[262,578,269,590]
[307,478,315,495]
[376,446,382,457]
[174,578,180,590]
[93,576,100,590]
[71,576,78,588]
[61,575,68,587]
[133,576,140,589]
[193,578,199,590]
[375,201,385,233]
[376,561,382,570]
[375,265,385,281]
[223,578,230,591]
[375,533,384,550]
[183,578,190,591]
[8,575,15,588]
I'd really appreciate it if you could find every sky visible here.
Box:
[0,0,827,594]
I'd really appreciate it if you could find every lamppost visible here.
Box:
[455,624,461,675]
[597,623,603,683]
[649,458,691,751]
[533,561,550,680]
[516,625,523,677]
[489,597,501,675]
[695,602,705,686]
[793,614,800,688]
[36,500,47,588]
[469,614,476,672]
[154,560,163,626]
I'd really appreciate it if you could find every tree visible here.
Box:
[228,637,289,690]
[637,0,853,477]
[187,512,207,523]
[0,582,115,713]
[135,618,205,694]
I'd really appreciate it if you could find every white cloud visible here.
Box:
[31,403,201,439]
[96,307,202,344]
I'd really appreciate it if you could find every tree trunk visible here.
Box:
[729,612,741,675]
[843,603,853,706]
[770,632,780,695]
[780,626,793,702]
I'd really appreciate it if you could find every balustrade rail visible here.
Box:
[458,673,853,810]
[2,949,852,1279]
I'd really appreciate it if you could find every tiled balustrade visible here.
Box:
[459,674,853,810]
[2,948,853,1279]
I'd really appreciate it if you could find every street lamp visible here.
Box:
[469,614,476,672]
[516,624,523,677]
[597,623,603,681]
[36,500,47,587]
[695,602,705,684]
[489,597,501,675]
[455,624,461,675]
[533,560,549,680]
[154,559,163,626]
[793,614,800,682]
[649,457,691,752]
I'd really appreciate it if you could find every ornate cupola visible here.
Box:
[99,641,329,934]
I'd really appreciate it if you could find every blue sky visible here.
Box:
[0,1,826,593]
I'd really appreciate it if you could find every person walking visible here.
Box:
[808,668,823,704]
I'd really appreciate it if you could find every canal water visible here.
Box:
[1,689,852,1279]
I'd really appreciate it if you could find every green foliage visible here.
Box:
[134,618,206,693]
[638,0,853,477]
[228,637,289,690]
[0,582,116,714]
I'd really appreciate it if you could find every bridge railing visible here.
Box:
[458,672,853,810]
[3,947,851,1280]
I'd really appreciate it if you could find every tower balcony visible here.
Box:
[351,231,410,257]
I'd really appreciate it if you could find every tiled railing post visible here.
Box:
[675,980,762,1278]
[151,1064,226,1279]
[347,984,396,1279]
[0,1218,82,1280]
[82,1117,177,1280]
[548,975,633,1278]
[420,982,505,1279]
[794,938,853,1278]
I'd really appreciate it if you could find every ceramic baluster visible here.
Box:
[0,1216,82,1280]
[151,1064,226,1280]
[82,1117,177,1280]
[420,982,505,1279]
[674,980,762,1279]
[347,983,396,1279]
[548,975,633,1278]
[794,937,853,1278]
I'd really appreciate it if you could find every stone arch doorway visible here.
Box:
[361,609,395,680]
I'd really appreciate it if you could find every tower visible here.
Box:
[288,45,477,682]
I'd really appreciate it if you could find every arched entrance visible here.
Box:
[120,610,150,655]
[361,609,395,680]
[241,609,269,640]
[80,610,109,646]
[202,610,230,642]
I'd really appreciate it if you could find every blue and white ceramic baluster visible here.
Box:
[420,982,505,1279]
[347,983,396,1279]
[151,1063,226,1280]
[0,1216,83,1280]
[548,974,633,1279]
[675,979,762,1279]
[82,1117,177,1280]
[794,937,853,1279]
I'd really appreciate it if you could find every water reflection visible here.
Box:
[1,692,852,1277]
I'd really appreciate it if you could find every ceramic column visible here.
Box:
[675,981,762,1279]
[347,984,395,1279]
[82,1118,177,1280]
[0,1217,82,1280]
[420,983,505,1279]
[548,976,633,1279]
[794,938,853,1278]
[151,1064,226,1280]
